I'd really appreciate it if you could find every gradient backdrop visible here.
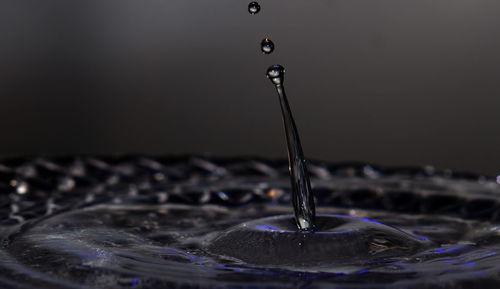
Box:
[0,0,499,175]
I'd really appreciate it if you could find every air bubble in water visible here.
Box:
[261,38,275,54]
[248,2,260,14]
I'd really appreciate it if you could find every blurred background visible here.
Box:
[0,0,499,175]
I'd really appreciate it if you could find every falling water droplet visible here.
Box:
[248,2,260,14]
[266,64,316,231]
[261,38,274,54]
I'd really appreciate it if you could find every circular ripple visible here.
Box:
[205,214,433,266]
[0,156,499,289]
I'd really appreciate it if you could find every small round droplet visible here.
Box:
[248,2,260,14]
[261,38,275,54]
[266,64,285,86]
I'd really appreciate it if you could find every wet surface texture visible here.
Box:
[0,156,500,288]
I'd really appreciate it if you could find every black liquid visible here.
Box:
[0,0,496,287]
[261,38,275,54]
[1,157,500,288]
[266,65,316,231]
[206,214,433,266]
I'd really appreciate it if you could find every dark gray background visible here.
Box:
[0,0,499,175]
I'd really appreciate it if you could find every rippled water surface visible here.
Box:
[1,157,500,288]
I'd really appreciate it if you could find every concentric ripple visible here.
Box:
[0,156,499,289]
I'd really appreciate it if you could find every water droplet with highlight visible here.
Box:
[261,38,274,54]
[248,2,260,14]
[266,64,285,86]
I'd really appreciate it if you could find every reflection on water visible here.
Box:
[0,157,500,288]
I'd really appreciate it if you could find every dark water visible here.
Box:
[266,64,315,231]
[1,157,500,288]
